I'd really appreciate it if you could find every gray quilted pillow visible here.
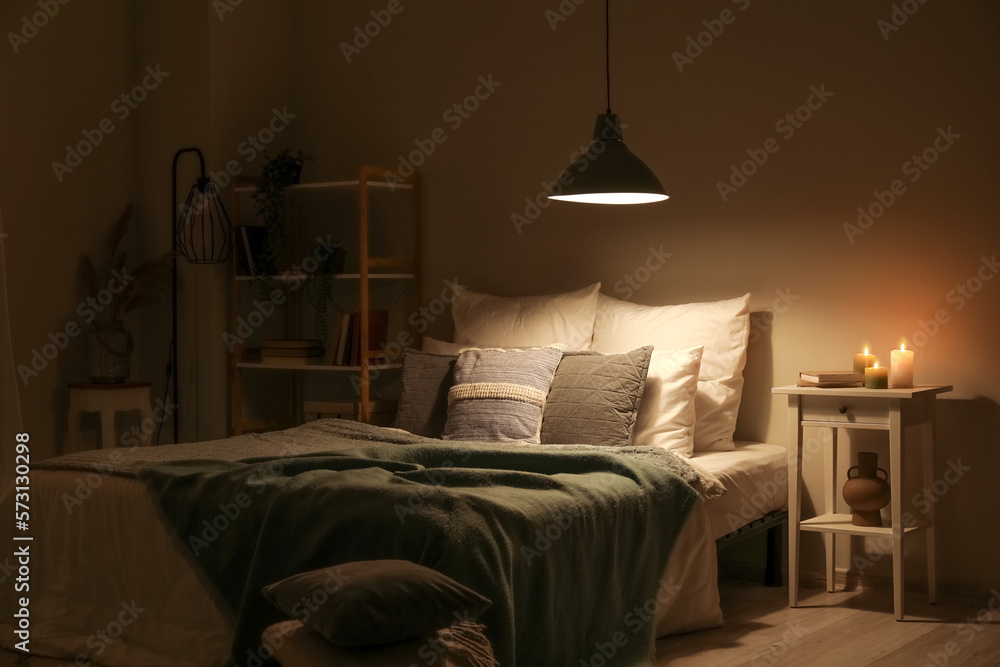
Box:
[393,349,455,438]
[540,346,653,446]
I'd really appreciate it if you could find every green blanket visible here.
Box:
[138,429,700,666]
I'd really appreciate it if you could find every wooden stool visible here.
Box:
[68,382,153,450]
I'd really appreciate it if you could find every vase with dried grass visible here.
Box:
[80,205,172,383]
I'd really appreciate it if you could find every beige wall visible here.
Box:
[2,1,997,592]
[0,0,135,456]
[290,1,1000,593]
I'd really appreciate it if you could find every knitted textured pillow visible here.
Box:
[442,345,564,443]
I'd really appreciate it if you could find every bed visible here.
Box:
[0,285,788,666]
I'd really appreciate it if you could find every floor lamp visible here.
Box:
[170,147,233,443]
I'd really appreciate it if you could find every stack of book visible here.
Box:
[260,339,325,365]
[798,370,865,388]
[326,310,389,366]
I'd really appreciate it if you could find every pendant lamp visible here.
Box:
[548,0,668,205]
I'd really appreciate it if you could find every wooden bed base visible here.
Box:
[716,510,788,587]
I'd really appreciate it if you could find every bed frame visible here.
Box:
[716,509,787,587]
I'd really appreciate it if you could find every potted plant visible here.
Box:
[80,205,172,383]
[250,149,339,339]
[251,148,312,276]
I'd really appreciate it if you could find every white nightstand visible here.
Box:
[68,381,154,450]
[772,384,952,620]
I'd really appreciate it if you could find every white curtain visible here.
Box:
[0,202,23,489]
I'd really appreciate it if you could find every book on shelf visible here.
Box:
[323,313,350,365]
[303,398,398,417]
[326,310,390,366]
[259,355,324,366]
[260,339,324,364]
[367,309,389,361]
[260,346,324,358]
[798,370,864,387]
[236,226,267,276]
[262,338,324,349]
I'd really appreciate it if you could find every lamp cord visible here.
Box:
[605,0,611,114]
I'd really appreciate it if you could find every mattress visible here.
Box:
[690,440,789,540]
[0,423,725,666]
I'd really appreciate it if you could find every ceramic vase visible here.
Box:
[842,451,890,527]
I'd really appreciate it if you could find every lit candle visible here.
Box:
[865,361,888,389]
[889,342,914,388]
[853,347,877,374]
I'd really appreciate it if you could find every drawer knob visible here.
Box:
[839,405,848,414]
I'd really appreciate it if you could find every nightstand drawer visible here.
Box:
[800,395,889,425]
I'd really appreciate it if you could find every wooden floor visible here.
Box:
[656,579,1000,666]
[3,579,998,666]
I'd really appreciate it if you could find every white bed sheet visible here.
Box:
[0,461,723,666]
[690,440,789,540]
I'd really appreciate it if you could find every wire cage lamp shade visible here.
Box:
[175,176,232,264]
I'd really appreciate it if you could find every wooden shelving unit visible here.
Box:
[228,166,420,434]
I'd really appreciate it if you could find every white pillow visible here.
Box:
[632,347,703,457]
[422,337,467,355]
[451,283,600,350]
[591,293,751,451]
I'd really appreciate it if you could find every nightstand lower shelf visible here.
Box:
[800,513,928,537]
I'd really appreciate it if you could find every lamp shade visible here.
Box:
[549,114,668,205]
[175,176,232,264]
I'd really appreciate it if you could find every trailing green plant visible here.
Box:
[251,148,312,276]
[80,204,173,322]
[303,241,346,340]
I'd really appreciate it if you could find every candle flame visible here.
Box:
[873,361,879,369]
[864,347,869,355]
[900,342,906,351]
